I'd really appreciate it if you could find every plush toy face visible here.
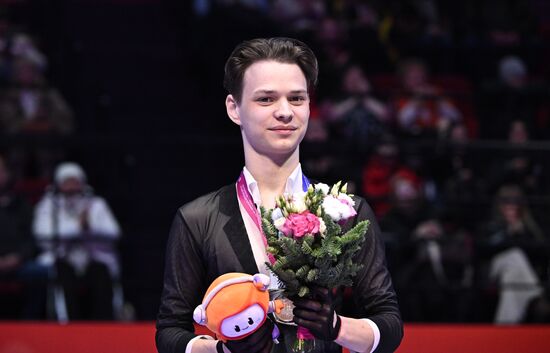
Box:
[220,303,266,339]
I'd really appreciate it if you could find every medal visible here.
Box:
[274,297,296,325]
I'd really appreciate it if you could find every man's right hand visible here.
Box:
[222,319,274,353]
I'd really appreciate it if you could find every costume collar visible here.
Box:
[242,163,304,207]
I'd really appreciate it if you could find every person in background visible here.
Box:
[478,56,550,140]
[0,152,48,319]
[485,120,547,197]
[380,173,473,322]
[0,57,73,135]
[393,58,461,138]
[477,184,550,323]
[321,64,390,151]
[361,134,420,218]
[33,162,121,320]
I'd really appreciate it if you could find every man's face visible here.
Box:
[58,177,84,196]
[226,60,310,159]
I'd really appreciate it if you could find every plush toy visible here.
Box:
[193,272,284,342]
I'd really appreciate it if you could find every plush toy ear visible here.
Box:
[252,274,270,291]
[193,304,207,325]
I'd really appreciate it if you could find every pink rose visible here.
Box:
[282,211,321,238]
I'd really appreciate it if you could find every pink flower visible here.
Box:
[282,211,321,238]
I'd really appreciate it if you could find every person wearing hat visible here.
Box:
[33,162,121,320]
[156,38,402,353]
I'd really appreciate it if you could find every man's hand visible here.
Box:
[222,319,274,353]
[292,286,341,341]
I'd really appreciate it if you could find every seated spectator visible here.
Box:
[0,153,48,319]
[0,57,73,135]
[33,162,121,320]
[485,120,547,197]
[476,184,550,323]
[361,134,420,217]
[0,54,74,181]
[380,173,473,322]
[321,64,390,151]
[478,56,550,139]
[393,58,462,138]
[0,7,48,86]
[432,122,487,229]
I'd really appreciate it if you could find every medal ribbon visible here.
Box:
[236,171,310,264]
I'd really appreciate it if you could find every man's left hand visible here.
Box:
[292,286,342,341]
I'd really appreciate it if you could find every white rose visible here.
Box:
[337,193,355,207]
[271,208,284,222]
[322,195,345,221]
[338,194,357,220]
[322,195,357,222]
[274,217,286,232]
[291,192,307,213]
[314,183,330,195]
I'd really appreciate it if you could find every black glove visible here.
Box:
[292,286,342,341]
[220,318,275,353]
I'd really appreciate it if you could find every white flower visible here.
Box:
[337,193,355,207]
[273,217,287,232]
[271,208,284,222]
[319,218,326,236]
[322,195,357,222]
[291,191,307,213]
[314,183,330,195]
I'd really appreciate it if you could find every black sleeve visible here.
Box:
[156,209,208,353]
[349,197,404,353]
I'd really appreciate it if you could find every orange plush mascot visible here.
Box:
[193,273,284,342]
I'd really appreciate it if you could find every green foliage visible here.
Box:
[264,208,370,297]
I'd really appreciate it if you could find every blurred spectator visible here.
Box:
[321,64,390,151]
[0,57,73,135]
[485,120,547,196]
[0,153,48,319]
[478,56,550,139]
[0,56,74,180]
[393,58,462,138]
[271,0,325,33]
[33,162,121,320]
[431,122,487,229]
[380,173,473,322]
[476,184,550,323]
[361,134,420,217]
[480,0,538,47]
[346,2,392,73]
[0,7,47,86]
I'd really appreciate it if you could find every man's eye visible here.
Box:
[234,325,241,332]
[257,97,273,103]
[289,96,306,103]
[248,317,254,325]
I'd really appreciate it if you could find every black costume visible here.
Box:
[156,184,403,353]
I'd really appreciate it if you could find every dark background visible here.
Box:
[2,0,550,321]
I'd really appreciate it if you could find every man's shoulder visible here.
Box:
[177,184,235,219]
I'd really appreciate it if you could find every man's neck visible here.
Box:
[244,149,300,205]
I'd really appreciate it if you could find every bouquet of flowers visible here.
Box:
[261,181,369,352]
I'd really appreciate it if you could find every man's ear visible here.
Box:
[226,94,241,126]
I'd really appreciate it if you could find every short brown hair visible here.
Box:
[224,37,318,103]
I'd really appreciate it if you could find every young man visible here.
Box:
[156,38,402,353]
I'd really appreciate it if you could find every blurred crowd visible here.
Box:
[0,6,126,322]
[2,0,550,323]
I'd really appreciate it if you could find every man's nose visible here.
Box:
[274,99,293,122]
